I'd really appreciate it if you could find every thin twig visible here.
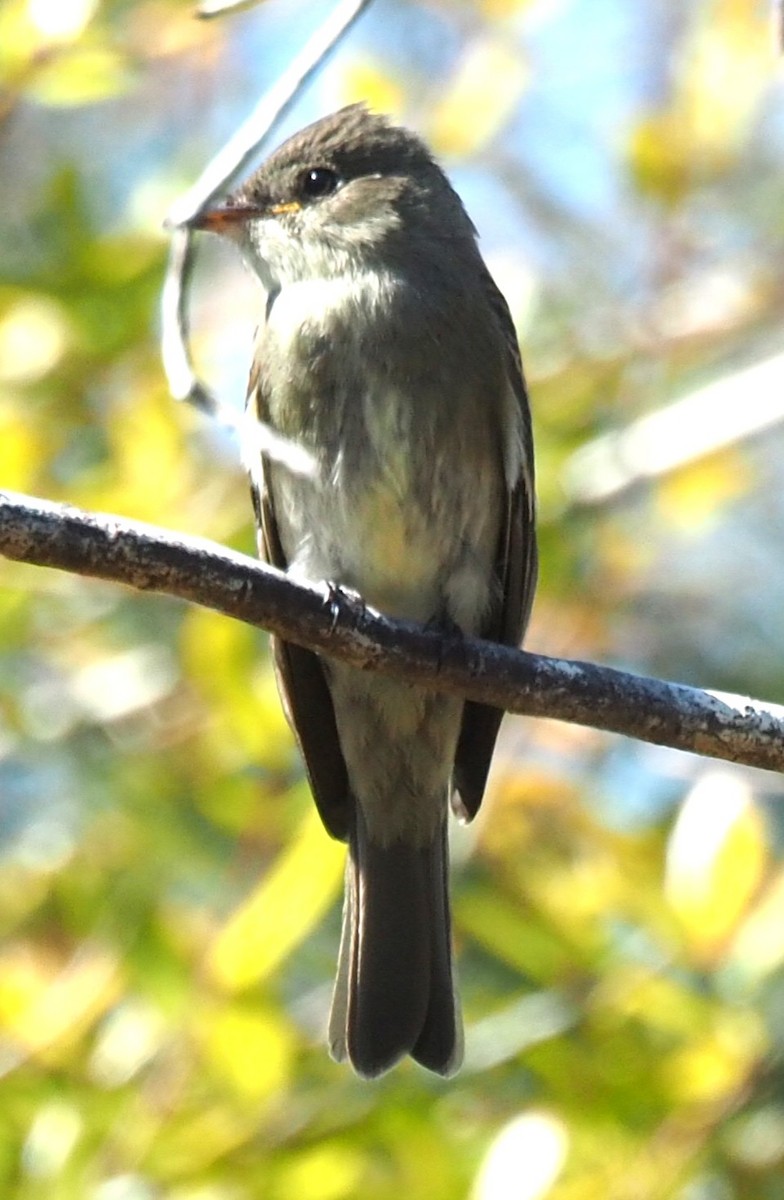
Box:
[161,0,374,415]
[160,226,230,417]
[166,0,373,227]
[197,0,264,18]
[3,489,784,776]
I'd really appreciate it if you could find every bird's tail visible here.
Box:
[328,804,462,1079]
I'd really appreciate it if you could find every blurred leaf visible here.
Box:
[195,1000,295,1100]
[727,865,784,986]
[147,1104,257,1179]
[26,45,132,106]
[662,1009,766,1106]
[0,295,71,383]
[472,1110,568,1200]
[341,60,405,116]
[628,114,694,206]
[665,772,768,962]
[656,449,752,531]
[207,805,343,992]
[0,397,46,491]
[0,941,122,1061]
[271,1142,365,1200]
[457,881,576,980]
[684,0,771,155]
[428,34,528,156]
[180,606,293,777]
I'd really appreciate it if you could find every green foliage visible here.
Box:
[2,1,784,1198]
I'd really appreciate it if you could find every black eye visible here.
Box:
[300,167,340,200]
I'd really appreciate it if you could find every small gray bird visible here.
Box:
[191,105,537,1078]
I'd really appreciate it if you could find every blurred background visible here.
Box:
[2,0,784,1196]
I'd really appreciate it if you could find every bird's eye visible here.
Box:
[300,167,340,200]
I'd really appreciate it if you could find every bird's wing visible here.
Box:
[247,351,351,842]
[453,272,538,819]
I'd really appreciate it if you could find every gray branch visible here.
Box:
[2,489,784,774]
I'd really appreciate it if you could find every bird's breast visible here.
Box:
[260,271,503,628]
[274,386,451,621]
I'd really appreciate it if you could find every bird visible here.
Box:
[190,104,537,1077]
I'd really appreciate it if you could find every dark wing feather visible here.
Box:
[248,359,351,843]
[453,272,538,819]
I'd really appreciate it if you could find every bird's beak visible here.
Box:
[189,202,266,233]
[189,199,302,233]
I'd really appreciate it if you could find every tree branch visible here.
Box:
[2,489,784,774]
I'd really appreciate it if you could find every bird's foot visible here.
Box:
[324,581,365,633]
[423,613,465,674]
[424,613,464,640]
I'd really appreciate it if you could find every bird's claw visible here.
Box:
[424,613,464,671]
[324,581,364,633]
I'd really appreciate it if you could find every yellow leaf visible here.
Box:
[628,3,771,201]
[28,45,132,106]
[627,114,691,206]
[428,35,529,157]
[0,401,44,491]
[657,450,751,531]
[662,1011,765,1105]
[728,866,784,985]
[340,61,405,117]
[665,772,767,961]
[456,884,573,980]
[97,385,191,523]
[196,1002,295,1099]
[0,297,70,383]
[0,942,122,1060]
[151,1105,256,1176]
[272,1144,364,1200]
[683,2,772,156]
[207,806,344,992]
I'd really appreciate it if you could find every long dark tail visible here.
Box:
[328,804,462,1079]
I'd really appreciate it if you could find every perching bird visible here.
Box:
[191,105,537,1077]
